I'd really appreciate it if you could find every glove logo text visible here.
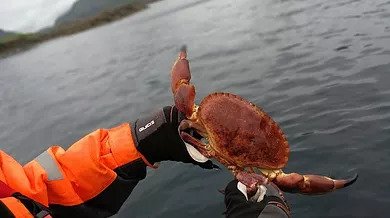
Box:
[139,120,155,132]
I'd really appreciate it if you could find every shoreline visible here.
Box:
[0,2,152,57]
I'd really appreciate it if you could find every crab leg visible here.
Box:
[181,132,214,157]
[235,171,269,196]
[171,45,196,118]
[179,120,214,157]
[274,172,358,194]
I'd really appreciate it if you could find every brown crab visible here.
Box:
[170,46,357,195]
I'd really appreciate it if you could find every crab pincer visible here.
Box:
[236,171,269,195]
[273,172,358,194]
[170,45,196,118]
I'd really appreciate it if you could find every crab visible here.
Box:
[170,46,358,195]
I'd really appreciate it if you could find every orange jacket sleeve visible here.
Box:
[0,123,151,218]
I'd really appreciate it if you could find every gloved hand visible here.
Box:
[133,106,218,169]
[224,180,290,218]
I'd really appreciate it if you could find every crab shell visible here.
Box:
[195,92,289,171]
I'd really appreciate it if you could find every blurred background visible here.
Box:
[1,0,390,217]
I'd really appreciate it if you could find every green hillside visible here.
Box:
[0,30,18,42]
[0,0,157,56]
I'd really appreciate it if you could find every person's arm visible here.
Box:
[0,122,147,218]
[224,180,291,218]
[0,106,212,218]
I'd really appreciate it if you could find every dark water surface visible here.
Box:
[1,0,390,217]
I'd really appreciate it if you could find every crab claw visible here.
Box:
[174,84,195,118]
[171,45,195,118]
[274,172,358,195]
[235,171,268,197]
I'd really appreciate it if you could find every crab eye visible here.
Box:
[201,137,209,144]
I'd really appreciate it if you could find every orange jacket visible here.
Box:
[0,123,152,218]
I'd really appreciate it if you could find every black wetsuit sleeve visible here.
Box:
[49,159,147,218]
[257,204,289,218]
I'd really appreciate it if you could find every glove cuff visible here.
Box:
[133,106,220,169]
[133,108,170,164]
[133,106,197,165]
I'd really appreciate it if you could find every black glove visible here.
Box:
[133,106,217,169]
[224,180,290,218]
